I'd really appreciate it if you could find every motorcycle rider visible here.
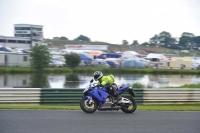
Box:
[92,71,122,106]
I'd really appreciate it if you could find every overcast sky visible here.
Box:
[0,0,200,44]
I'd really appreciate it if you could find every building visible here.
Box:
[0,36,31,48]
[169,57,194,69]
[14,24,43,41]
[0,52,30,67]
[0,24,45,49]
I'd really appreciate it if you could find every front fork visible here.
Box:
[85,95,104,108]
[85,96,94,105]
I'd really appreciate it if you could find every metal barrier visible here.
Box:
[0,88,200,104]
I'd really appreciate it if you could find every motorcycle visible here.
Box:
[80,81,137,113]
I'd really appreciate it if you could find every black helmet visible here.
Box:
[94,71,103,81]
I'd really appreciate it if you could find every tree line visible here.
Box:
[53,31,200,50]
[123,31,200,50]
[53,35,90,41]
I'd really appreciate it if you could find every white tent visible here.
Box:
[192,59,200,69]
[123,51,139,55]
[146,53,168,61]
[121,51,140,60]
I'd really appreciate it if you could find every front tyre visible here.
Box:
[80,97,98,113]
[121,98,137,113]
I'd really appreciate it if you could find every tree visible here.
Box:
[182,32,195,38]
[74,35,91,41]
[122,40,128,45]
[53,36,68,40]
[159,31,171,38]
[193,36,200,43]
[141,42,149,46]
[132,40,139,45]
[193,36,200,47]
[64,53,81,67]
[30,44,51,71]
[60,36,68,40]
[150,35,159,45]
[149,31,177,47]
[158,31,173,46]
[53,37,59,40]
[179,32,195,47]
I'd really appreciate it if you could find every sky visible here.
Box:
[0,0,200,44]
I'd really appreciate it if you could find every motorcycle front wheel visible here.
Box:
[80,97,98,113]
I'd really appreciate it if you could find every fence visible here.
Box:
[0,88,200,104]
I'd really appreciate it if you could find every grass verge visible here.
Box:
[0,104,200,111]
[1,67,200,74]
[167,83,200,88]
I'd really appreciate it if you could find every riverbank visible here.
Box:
[1,67,200,74]
[0,104,200,111]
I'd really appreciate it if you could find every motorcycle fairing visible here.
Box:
[117,85,130,94]
[90,88,109,107]
[85,96,92,100]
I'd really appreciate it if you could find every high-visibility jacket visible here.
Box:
[98,74,115,86]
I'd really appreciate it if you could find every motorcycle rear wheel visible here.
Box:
[121,98,137,113]
[80,97,98,113]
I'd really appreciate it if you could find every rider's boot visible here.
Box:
[111,93,122,107]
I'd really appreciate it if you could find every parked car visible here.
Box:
[122,60,145,68]
[49,60,65,67]
[79,60,86,66]
[105,60,119,68]
[90,60,110,68]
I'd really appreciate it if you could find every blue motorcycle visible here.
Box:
[80,82,137,113]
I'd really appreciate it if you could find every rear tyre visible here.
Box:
[80,97,98,113]
[121,98,137,113]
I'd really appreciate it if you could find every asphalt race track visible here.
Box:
[0,110,200,133]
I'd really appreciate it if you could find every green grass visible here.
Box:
[137,104,200,111]
[167,83,200,88]
[0,67,73,74]
[0,104,200,111]
[44,39,119,46]
[1,67,200,74]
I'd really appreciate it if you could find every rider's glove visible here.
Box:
[90,79,94,83]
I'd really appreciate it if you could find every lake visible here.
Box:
[1,74,200,88]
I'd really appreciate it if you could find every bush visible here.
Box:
[64,53,81,67]
[132,83,145,88]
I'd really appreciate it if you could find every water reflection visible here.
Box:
[48,75,65,88]
[64,74,80,88]
[29,73,49,88]
[0,75,30,88]
[1,74,200,88]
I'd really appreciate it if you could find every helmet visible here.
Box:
[94,71,103,81]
